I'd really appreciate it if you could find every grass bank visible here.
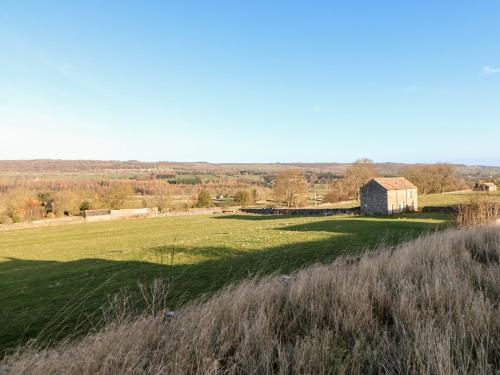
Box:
[0,213,447,355]
[5,225,499,374]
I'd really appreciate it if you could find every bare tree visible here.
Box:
[402,164,465,194]
[342,159,380,200]
[153,181,171,212]
[273,169,308,207]
[102,184,135,209]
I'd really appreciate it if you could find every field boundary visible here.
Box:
[240,207,360,216]
[0,208,226,231]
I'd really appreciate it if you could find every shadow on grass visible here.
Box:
[212,214,293,221]
[0,217,446,357]
[213,212,450,222]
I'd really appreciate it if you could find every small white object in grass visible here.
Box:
[280,275,291,282]
[165,310,176,319]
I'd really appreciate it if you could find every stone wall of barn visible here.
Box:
[386,189,418,214]
[360,181,389,215]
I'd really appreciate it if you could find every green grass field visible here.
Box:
[0,213,449,355]
[419,191,500,207]
[320,191,500,209]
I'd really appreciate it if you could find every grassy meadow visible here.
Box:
[419,191,500,207]
[0,212,449,355]
[6,224,499,374]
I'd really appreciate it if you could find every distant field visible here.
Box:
[318,191,500,210]
[0,212,449,355]
[419,191,500,207]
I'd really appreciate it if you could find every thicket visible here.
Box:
[456,196,500,227]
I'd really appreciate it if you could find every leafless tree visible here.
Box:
[273,169,308,207]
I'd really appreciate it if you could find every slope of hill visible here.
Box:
[5,226,499,374]
[0,213,447,355]
[1,159,499,177]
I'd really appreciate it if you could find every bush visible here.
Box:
[0,214,13,225]
[52,191,80,216]
[233,190,253,207]
[456,196,500,227]
[79,200,92,211]
[196,190,213,208]
[323,190,349,203]
[101,185,135,210]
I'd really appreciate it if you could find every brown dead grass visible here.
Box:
[5,226,500,374]
[456,196,500,227]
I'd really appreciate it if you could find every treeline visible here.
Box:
[402,164,468,194]
[271,161,474,208]
[3,159,499,176]
[323,161,469,203]
[0,178,272,224]
[0,160,495,223]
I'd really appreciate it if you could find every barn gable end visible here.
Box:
[360,177,418,215]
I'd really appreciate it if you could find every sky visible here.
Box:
[0,1,499,165]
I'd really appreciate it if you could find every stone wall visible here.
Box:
[110,207,158,218]
[422,205,458,214]
[387,189,418,214]
[360,181,388,215]
[361,180,418,216]
[240,207,360,216]
[158,208,224,216]
[84,207,159,222]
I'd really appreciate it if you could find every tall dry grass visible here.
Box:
[456,196,500,227]
[4,227,500,374]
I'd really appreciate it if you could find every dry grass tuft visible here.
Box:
[456,196,500,227]
[5,227,500,374]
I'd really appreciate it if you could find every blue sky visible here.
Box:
[1,1,499,165]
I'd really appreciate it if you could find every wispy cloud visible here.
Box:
[313,105,320,112]
[480,66,499,76]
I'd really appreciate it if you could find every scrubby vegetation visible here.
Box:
[456,196,500,227]
[4,226,499,374]
[196,189,214,207]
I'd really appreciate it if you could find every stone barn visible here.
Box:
[360,177,418,215]
[475,182,498,192]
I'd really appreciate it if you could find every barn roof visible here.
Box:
[371,177,417,191]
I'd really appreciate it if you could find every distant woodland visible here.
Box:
[0,159,498,224]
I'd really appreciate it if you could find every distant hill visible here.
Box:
[1,159,499,177]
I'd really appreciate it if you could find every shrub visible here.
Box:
[233,190,253,207]
[0,214,13,225]
[79,200,92,211]
[323,190,349,203]
[101,185,135,210]
[52,191,80,216]
[196,190,213,208]
[24,198,44,221]
[456,196,500,227]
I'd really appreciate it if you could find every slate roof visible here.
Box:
[372,177,417,191]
